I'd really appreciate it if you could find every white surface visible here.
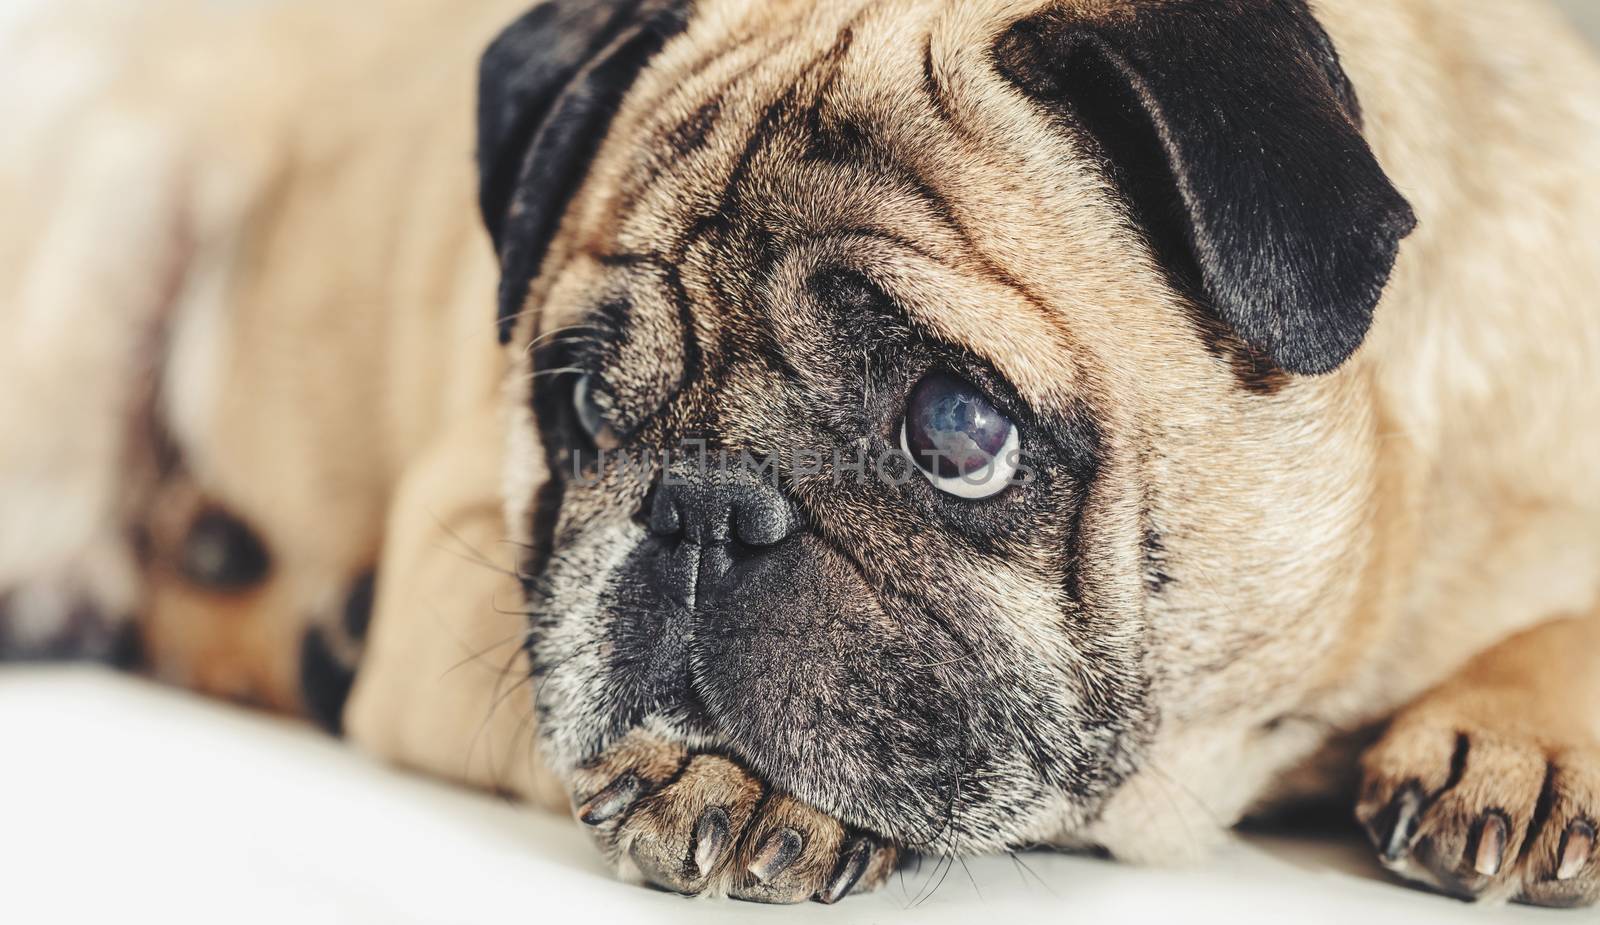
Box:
[0,669,1558,925]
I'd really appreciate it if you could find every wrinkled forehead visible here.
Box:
[530,0,1121,412]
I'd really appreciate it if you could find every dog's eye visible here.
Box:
[572,375,620,450]
[899,373,1020,500]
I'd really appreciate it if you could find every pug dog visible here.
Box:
[2,0,1598,908]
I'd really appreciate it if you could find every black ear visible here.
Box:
[478,0,692,343]
[994,0,1417,376]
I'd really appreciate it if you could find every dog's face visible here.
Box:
[478,0,1414,857]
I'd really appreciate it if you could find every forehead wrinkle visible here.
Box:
[532,250,608,346]
[602,260,691,415]
[556,2,830,274]
[918,0,1202,405]
[644,40,871,378]
[817,11,1098,409]
[550,2,930,351]
[529,249,695,434]
[772,236,1083,410]
[546,0,1099,414]
[609,33,782,220]
[661,21,1071,394]
[521,3,902,307]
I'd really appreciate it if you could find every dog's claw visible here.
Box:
[692,807,731,877]
[570,735,897,903]
[1360,724,1600,907]
[1377,782,1425,864]
[1558,821,1595,881]
[578,773,643,825]
[749,828,804,883]
[1473,811,1509,877]
[818,837,872,904]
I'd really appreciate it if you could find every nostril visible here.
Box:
[732,494,798,548]
[648,485,683,537]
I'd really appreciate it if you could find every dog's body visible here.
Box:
[2,0,1598,907]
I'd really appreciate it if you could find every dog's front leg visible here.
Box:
[342,404,563,811]
[1357,610,1600,907]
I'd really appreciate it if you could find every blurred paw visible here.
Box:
[0,575,138,666]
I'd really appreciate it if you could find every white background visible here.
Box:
[3,1,1598,923]
[0,670,1571,925]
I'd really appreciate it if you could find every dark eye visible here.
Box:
[899,373,1020,500]
[572,375,620,450]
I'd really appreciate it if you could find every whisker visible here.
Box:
[465,637,544,790]
[957,855,982,901]
[1145,758,1225,830]
[1009,849,1055,895]
[424,514,531,584]
[912,854,955,908]
[529,367,586,381]
[439,629,528,681]
[524,323,603,357]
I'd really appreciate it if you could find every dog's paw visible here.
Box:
[0,563,139,666]
[1358,721,1599,908]
[570,731,898,904]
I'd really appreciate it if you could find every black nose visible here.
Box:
[647,468,799,606]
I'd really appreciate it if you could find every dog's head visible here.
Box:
[478,0,1414,858]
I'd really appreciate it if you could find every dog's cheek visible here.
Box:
[525,518,648,774]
